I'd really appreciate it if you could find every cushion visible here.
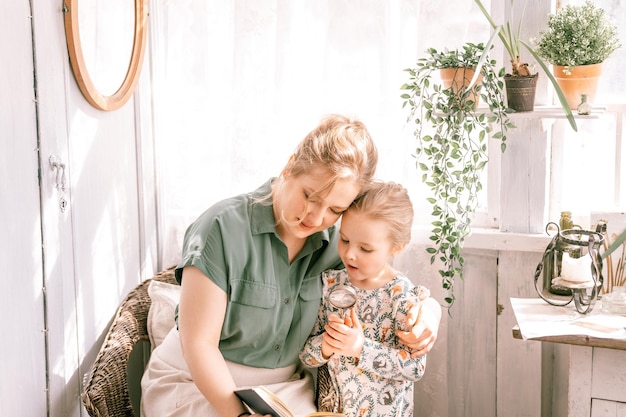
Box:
[147,279,181,349]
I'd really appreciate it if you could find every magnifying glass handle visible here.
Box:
[343,309,353,327]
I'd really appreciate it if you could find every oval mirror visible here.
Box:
[63,0,148,111]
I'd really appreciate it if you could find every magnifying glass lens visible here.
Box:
[329,285,357,309]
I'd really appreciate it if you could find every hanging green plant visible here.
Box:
[401,42,515,307]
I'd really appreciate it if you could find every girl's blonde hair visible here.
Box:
[279,114,378,197]
[348,181,414,248]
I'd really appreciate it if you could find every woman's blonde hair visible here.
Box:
[279,114,378,197]
[348,181,414,248]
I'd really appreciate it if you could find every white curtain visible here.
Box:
[148,0,487,268]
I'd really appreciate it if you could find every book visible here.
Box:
[235,386,345,417]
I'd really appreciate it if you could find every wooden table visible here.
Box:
[512,325,626,417]
[512,325,626,351]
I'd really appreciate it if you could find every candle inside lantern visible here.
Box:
[561,251,593,283]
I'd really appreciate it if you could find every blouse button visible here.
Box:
[274,344,281,351]
[283,297,290,304]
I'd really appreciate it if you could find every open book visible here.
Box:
[235,386,345,417]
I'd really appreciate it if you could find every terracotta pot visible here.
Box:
[440,67,483,109]
[552,63,603,109]
[504,73,538,112]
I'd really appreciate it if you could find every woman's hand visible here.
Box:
[322,310,364,358]
[395,297,441,358]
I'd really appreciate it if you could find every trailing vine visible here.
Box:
[401,43,514,307]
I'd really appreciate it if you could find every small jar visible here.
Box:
[577,94,591,115]
[602,286,626,315]
[560,211,574,230]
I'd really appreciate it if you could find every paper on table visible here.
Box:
[510,298,626,340]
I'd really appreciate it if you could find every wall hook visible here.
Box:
[49,155,67,191]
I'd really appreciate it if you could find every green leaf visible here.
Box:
[521,40,578,132]
[602,229,626,259]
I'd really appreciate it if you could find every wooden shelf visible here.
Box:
[468,105,607,120]
[512,325,626,351]
[505,105,607,119]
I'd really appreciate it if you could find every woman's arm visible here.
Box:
[178,266,252,417]
[359,338,427,382]
[395,296,442,358]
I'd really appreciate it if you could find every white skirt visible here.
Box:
[141,327,317,417]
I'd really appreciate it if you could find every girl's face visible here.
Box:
[338,210,398,289]
[274,166,360,241]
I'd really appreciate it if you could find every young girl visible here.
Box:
[300,181,430,417]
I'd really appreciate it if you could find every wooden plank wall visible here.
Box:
[396,241,546,417]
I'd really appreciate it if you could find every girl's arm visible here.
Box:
[324,309,426,382]
[178,266,253,417]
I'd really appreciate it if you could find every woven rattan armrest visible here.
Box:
[81,267,177,417]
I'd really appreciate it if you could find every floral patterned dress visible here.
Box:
[299,269,429,417]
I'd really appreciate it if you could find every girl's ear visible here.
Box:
[392,244,406,257]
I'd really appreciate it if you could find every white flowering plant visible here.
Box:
[535,1,621,67]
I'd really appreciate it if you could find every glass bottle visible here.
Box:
[577,94,591,115]
[560,211,574,230]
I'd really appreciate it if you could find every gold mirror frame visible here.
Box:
[63,0,148,111]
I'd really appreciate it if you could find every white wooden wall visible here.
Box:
[395,233,550,417]
[1,2,158,416]
[0,2,47,415]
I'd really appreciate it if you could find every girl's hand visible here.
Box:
[322,309,364,358]
[320,314,342,358]
[395,297,441,358]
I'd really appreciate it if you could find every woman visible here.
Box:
[141,114,441,417]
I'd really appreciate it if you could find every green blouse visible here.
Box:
[175,180,343,368]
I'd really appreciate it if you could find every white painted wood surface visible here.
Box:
[547,344,626,417]
[497,251,544,417]
[591,399,626,417]
[395,241,549,417]
[31,2,154,416]
[448,249,498,417]
[0,1,47,416]
[499,118,551,234]
[0,2,157,417]
[591,349,626,403]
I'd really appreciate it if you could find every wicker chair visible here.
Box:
[82,267,177,417]
[81,266,333,417]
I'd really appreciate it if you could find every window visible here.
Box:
[470,0,626,231]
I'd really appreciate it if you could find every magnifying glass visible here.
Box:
[328,284,357,326]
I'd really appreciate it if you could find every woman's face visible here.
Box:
[274,166,360,241]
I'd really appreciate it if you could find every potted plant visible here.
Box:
[400,42,515,306]
[534,0,621,109]
[474,0,577,130]
[436,43,487,109]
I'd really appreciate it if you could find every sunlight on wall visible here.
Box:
[144,0,626,265]
[148,1,490,265]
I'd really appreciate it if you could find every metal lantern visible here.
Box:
[534,222,604,314]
